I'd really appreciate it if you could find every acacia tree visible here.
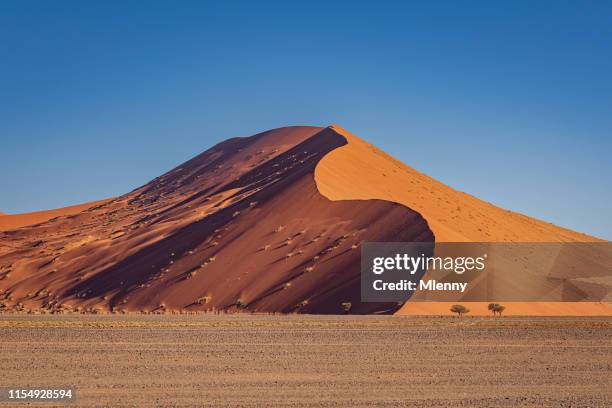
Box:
[494,304,506,316]
[488,303,498,316]
[488,303,506,317]
[450,304,469,317]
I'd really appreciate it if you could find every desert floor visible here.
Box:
[0,315,610,407]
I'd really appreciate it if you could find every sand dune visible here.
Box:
[0,126,432,314]
[0,200,111,231]
[314,125,608,315]
[0,125,608,315]
[316,125,600,243]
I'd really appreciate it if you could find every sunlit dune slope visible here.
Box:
[0,200,111,231]
[316,125,600,243]
[314,125,608,316]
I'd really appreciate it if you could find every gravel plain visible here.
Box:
[0,314,610,407]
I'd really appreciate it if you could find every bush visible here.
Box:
[196,296,211,305]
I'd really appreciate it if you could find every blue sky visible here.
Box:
[1,1,611,239]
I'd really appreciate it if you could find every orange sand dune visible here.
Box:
[0,125,608,315]
[0,200,111,231]
[314,124,609,316]
[0,126,432,314]
[316,125,600,243]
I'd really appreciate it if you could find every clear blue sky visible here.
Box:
[1,1,611,239]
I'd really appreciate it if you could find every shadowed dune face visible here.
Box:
[0,126,433,314]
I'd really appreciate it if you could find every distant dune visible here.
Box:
[0,125,608,315]
[0,200,111,231]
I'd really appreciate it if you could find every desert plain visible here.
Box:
[0,314,610,408]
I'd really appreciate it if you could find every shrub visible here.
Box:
[341,302,352,314]
[196,296,211,305]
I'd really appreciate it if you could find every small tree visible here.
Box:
[493,304,506,316]
[488,303,506,317]
[488,303,498,316]
[341,302,352,314]
[450,304,469,317]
